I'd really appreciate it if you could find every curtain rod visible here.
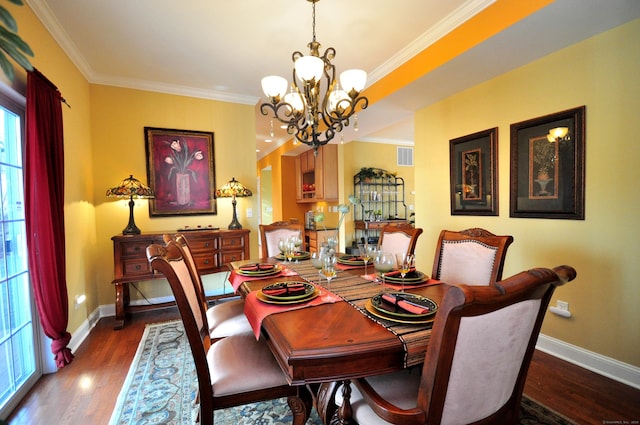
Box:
[31,68,71,108]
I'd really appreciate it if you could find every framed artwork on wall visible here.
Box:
[509,106,585,219]
[449,127,498,216]
[144,127,217,216]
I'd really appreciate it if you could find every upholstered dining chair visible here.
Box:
[377,223,423,267]
[147,242,312,425]
[431,228,514,286]
[326,265,577,425]
[259,221,306,258]
[163,233,252,340]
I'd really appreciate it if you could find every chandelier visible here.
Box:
[260,0,368,155]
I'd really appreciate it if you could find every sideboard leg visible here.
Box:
[113,282,129,330]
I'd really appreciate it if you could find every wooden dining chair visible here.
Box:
[377,223,423,256]
[326,265,577,425]
[147,242,312,425]
[259,221,305,258]
[163,233,252,340]
[431,228,514,286]
[377,224,423,268]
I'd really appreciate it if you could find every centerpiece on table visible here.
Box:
[314,195,361,256]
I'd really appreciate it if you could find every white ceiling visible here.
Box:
[27,0,640,159]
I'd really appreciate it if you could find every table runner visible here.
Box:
[287,261,436,367]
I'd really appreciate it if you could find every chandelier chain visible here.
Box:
[312,0,316,42]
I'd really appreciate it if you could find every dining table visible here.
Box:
[228,256,446,424]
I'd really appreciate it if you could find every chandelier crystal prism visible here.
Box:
[260,0,368,155]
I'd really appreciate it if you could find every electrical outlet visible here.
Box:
[556,300,569,311]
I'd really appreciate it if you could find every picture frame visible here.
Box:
[144,127,217,216]
[449,127,498,216]
[509,106,585,219]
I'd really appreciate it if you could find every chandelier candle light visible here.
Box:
[260,0,368,155]
[215,177,253,230]
[106,175,155,235]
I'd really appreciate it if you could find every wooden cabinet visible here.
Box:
[306,228,335,253]
[295,144,338,203]
[111,229,250,329]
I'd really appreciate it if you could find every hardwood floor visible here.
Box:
[6,308,640,425]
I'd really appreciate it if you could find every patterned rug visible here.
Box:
[108,321,575,425]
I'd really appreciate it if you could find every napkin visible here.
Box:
[341,255,363,261]
[239,263,275,272]
[262,283,307,296]
[383,268,417,278]
[381,293,431,315]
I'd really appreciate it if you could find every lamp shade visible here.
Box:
[262,75,288,100]
[106,175,154,199]
[215,177,253,198]
[547,126,569,142]
[295,55,324,83]
[340,69,367,94]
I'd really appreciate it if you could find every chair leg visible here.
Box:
[288,386,313,425]
[316,382,339,424]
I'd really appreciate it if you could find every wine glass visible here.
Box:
[374,251,394,293]
[395,253,414,292]
[321,256,337,290]
[277,238,287,257]
[311,251,324,269]
[358,243,372,278]
[292,232,303,262]
[285,240,296,263]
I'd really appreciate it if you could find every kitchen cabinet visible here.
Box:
[295,144,338,203]
[305,228,336,253]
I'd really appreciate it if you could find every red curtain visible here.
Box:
[25,69,73,368]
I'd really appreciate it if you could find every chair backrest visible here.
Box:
[146,242,214,406]
[431,228,514,285]
[352,265,576,425]
[163,233,209,316]
[418,265,576,424]
[259,221,305,258]
[378,224,423,257]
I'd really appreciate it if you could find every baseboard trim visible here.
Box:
[536,333,640,390]
[67,308,101,357]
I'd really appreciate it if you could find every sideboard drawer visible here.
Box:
[122,258,153,276]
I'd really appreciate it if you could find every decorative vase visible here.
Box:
[176,172,191,205]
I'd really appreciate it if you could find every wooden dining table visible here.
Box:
[229,257,447,424]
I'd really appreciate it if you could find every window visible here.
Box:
[0,90,39,419]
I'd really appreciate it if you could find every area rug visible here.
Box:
[109,320,575,425]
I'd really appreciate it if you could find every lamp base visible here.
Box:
[123,197,142,235]
[228,196,242,230]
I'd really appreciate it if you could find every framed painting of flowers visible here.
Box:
[449,127,498,216]
[144,127,216,216]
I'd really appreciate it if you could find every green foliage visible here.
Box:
[0,0,33,81]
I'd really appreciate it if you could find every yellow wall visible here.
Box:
[90,85,259,304]
[414,19,640,367]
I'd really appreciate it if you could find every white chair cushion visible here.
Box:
[207,299,252,339]
[437,240,498,285]
[335,368,422,425]
[380,233,411,256]
[209,332,289,397]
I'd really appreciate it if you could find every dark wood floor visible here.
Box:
[6,308,640,425]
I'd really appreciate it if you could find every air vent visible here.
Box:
[397,146,413,166]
